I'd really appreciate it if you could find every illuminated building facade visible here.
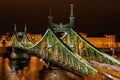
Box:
[79,33,117,48]
[27,33,42,44]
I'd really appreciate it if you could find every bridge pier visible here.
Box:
[9,47,30,61]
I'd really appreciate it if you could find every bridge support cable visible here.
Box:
[61,28,120,66]
[27,28,98,76]
[22,33,33,46]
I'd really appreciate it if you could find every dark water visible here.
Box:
[0,56,83,80]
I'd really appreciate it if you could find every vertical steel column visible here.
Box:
[69,31,74,48]
[47,32,52,48]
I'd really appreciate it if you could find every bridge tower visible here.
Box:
[13,24,27,34]
[69,4,75,28]
[14,24,17,33]
[24,24,27,33]
[47,4,75,48]
[13,24,27,41]
[48,3,53,27]
[11,24,33,47]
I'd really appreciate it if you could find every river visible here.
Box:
[0,55,84,80]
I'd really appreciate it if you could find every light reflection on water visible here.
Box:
[0,55,109,80]
[0,56,82,80]
[0,56,44,80]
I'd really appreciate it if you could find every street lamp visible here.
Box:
[110,48,115,56]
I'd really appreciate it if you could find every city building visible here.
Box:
[27,33,42,44]
[79,32,117,49]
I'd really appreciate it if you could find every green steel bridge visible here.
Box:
[10,4,120,79]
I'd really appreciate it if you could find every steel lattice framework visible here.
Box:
[11,25,33,48]
[10,4,120,78]
[27,28,98,76]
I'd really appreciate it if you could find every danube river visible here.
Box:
[0,55,85,80]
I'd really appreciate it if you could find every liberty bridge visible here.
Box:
[9,4,120,79]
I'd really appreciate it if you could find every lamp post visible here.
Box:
[110,48,115,56]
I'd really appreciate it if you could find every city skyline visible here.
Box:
[0,0,120,35]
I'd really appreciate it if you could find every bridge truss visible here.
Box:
[11,32,33,48]
[10,4,120,78]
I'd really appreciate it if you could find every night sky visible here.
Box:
[0,0,120,35]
